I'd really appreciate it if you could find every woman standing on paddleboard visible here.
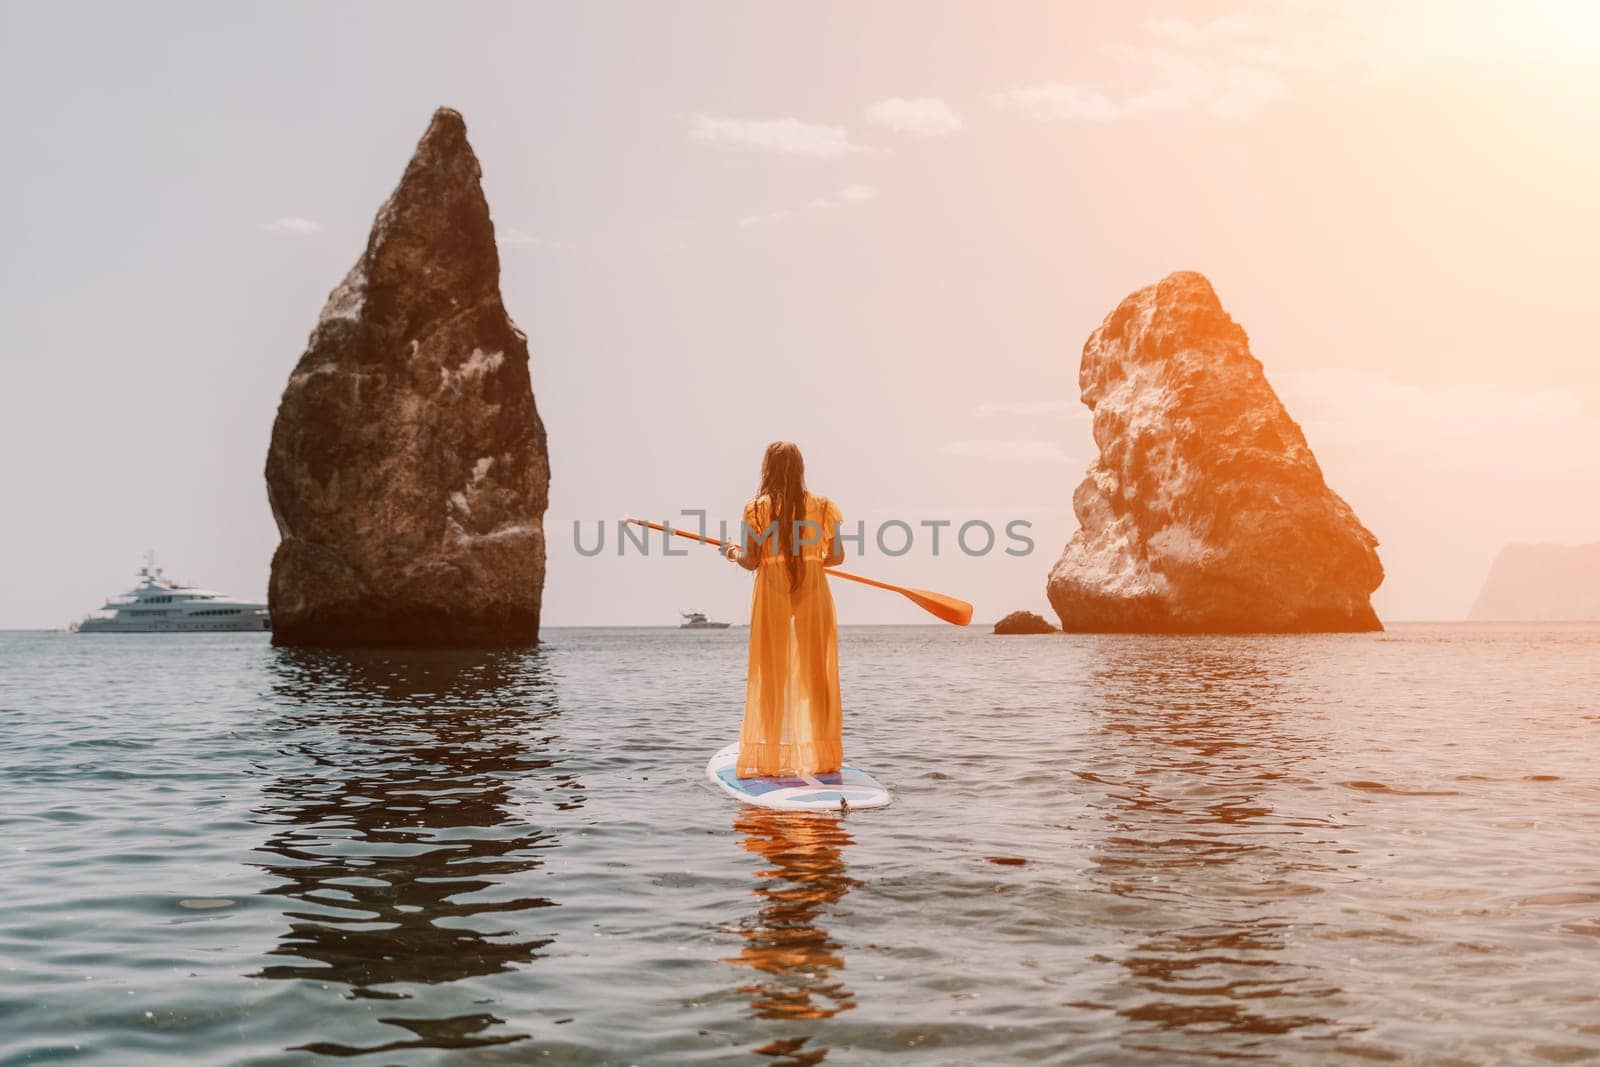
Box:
[723,441,845,779]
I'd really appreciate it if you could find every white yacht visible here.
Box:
[75,557,271,634]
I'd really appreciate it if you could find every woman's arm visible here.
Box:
[725,507,762,571]
[823,500,845,567]
[727,536,761,571]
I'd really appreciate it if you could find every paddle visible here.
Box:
[626,518,974,626]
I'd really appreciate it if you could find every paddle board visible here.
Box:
[705,742,892,811]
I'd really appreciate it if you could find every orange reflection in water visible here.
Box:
[725,808,860,1025]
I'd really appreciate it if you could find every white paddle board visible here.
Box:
[705,742,892,811]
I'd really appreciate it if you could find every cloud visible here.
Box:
[262,216,324,235]
[739,209,788,229]
[690,114,859,157]
[864,97,964,136]
[993,4,1600,126]
[975,399,1086,418]
[991,9,1369,122]
[495,227,570,251]
[496,227,539,246]
[994,52,1288,122]
[1277,368,1600,450]
[740,185,877,227]
[940,439,1083,464]
[995,84,1119,122]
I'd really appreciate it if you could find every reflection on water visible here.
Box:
[5,626,1596,1063]
[1075,640,1352,1056]
[726,809,858,1063]
[253,647,576,1057]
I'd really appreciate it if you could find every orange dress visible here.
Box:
[737,492,843,778]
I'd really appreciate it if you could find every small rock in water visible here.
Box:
[992,610,1057,635]
[177,898,234,910]
[986,856,1028,866]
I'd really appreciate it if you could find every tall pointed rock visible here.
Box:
[265,108,549,647]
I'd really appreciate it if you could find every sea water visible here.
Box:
[1,624,1598,1064]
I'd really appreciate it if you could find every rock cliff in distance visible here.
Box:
[1468,543,1600,620]
[1046,272,1382,633]
[265,108,550,647]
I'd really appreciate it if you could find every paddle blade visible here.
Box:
[822,566,972,626]
[901,587,974,627]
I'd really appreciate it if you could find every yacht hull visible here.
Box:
[77,614,272,634]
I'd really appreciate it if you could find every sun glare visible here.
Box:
[1484,0,1600,66]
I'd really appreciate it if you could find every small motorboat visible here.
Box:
[679,610,730,630]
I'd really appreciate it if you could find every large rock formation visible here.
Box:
[1046,272,1382,633]
[266,108,549,647]
[1468,543,1600,620]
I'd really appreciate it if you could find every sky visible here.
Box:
[1,0,1597,628]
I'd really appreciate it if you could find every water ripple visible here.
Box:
[1,625,1599,1063]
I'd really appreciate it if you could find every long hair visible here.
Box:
[757,441,808,591]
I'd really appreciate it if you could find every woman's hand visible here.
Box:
[724,544,742,564]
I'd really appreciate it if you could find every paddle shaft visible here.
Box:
[625,518,971,624]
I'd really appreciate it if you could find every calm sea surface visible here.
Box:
[2,624,1599,1065]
